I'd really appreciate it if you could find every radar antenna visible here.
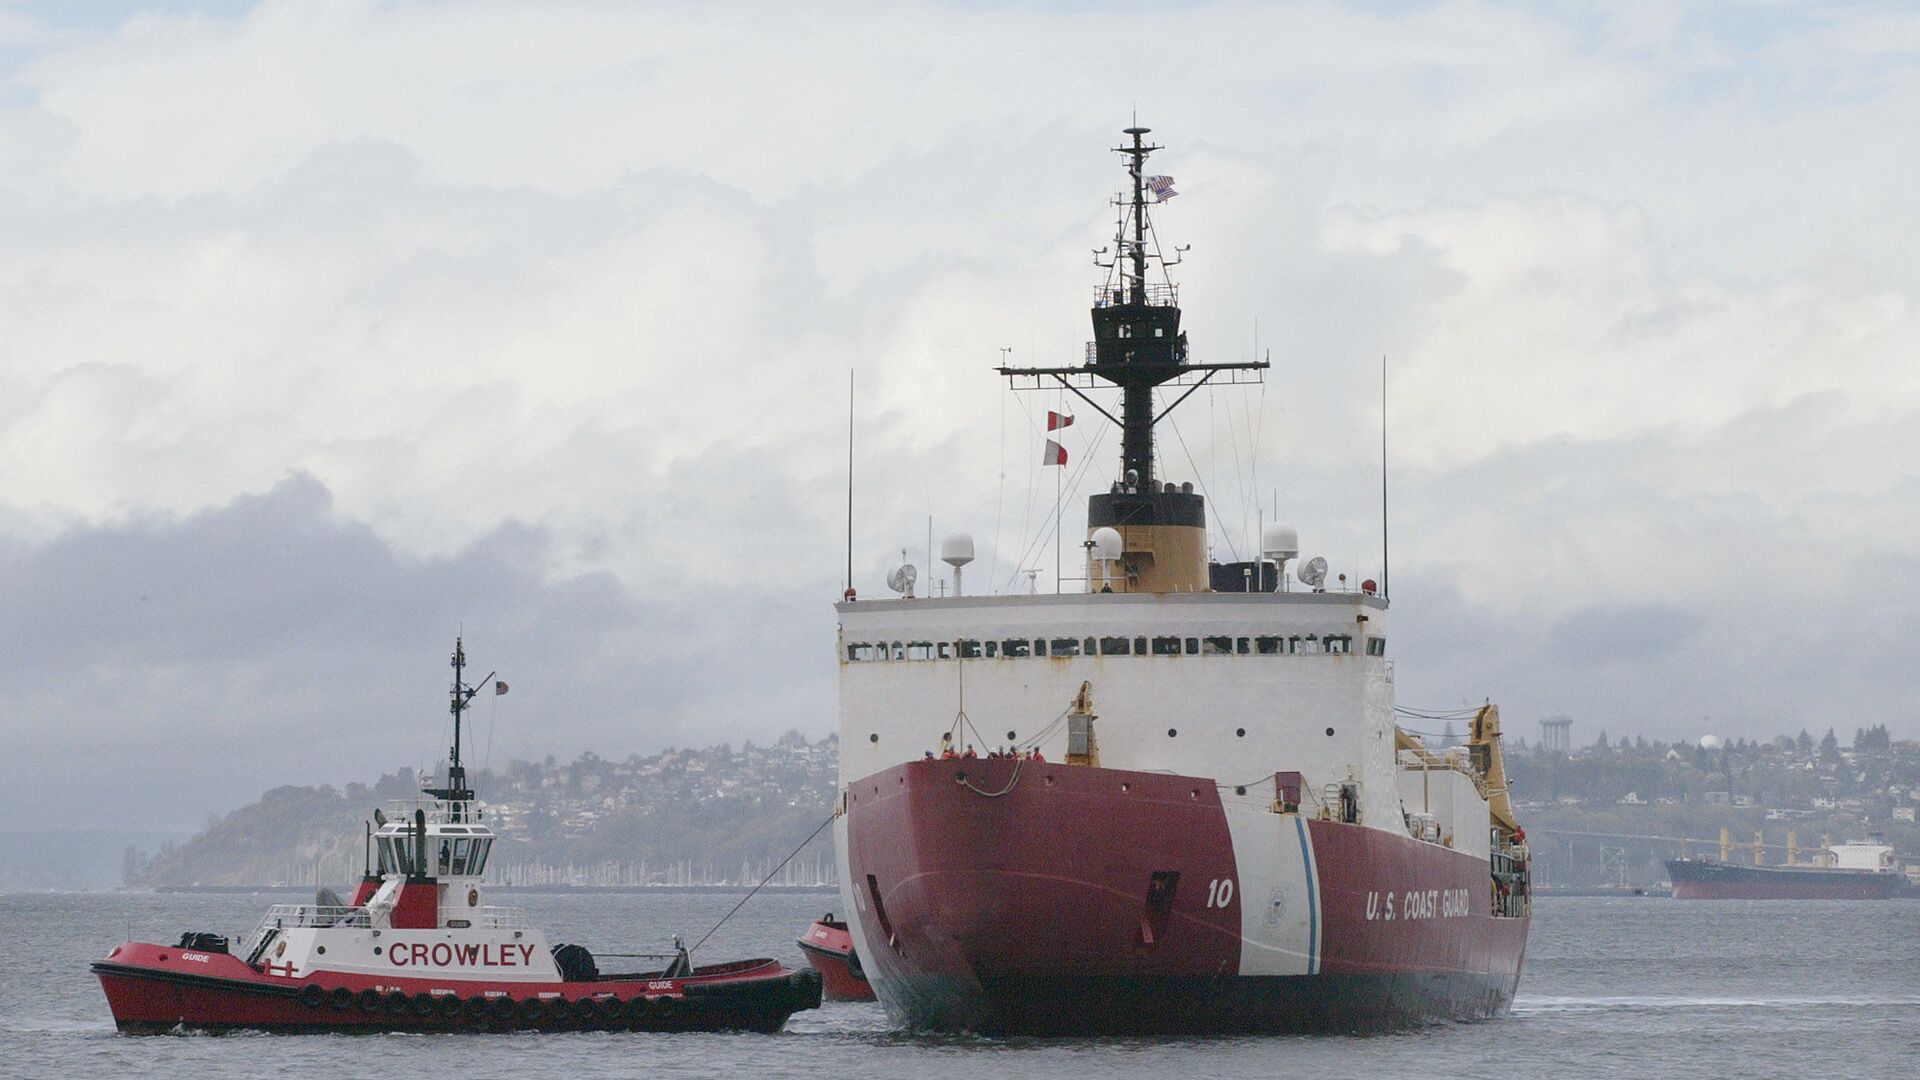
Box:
[425,636,494,821]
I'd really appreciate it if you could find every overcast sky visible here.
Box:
[2,1,1916,833]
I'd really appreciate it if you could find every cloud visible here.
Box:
[1548,604,1705,666]
[0,473,839,829]
[0,1,1917,829]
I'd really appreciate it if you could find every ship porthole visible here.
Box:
[1167,728,1178,738]
[869,733,879,743]
[1236,786,1247,796]
[316,945,326,955]
[1006,730,1016,741]
[373,946,382,955]
[1236,728,1246,737]
[1325,727,1335,737]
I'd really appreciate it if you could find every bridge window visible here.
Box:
[937,641,953,660]
[846,643,876,662]
[1366,638,1386,656]
[1203,635,1234,656]
[1001,639,1030,658]
[1255,635,1284,655]
[1050,638,1081,657]
[889,641,905,661]
[1185,638,1200,655]
[1151,636,1182,656]
[1326,636,1353,655]
[906,641,934,661]
[1099,636,1131,656]
[449,837,472,875]
[958,639,982,658]
[469,839,491,876]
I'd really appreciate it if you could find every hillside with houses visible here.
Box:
[126,731,840,889]
[122,724,1920,891]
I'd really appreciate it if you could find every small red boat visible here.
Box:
[93,639,822,1034]
[796,915,874,1001]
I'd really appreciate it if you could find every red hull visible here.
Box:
[844,758,1528,1034]
[797,918,876,1001]
[92,941,820,1034]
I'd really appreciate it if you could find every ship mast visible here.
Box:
[999,126,1267,592]
[427,636,491,821]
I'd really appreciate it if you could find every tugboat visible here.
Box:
[831,127,1531,1034]
[93,639,822,1034]
[796,915,875,1001]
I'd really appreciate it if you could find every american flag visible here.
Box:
[1145,175,1178,202]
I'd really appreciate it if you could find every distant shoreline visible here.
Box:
[152,883,840,895]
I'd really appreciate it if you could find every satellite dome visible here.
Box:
[1698,734,1724,750]
[1261,524,1299,561]
[940,531,975,568]
[1090,527,1123,562]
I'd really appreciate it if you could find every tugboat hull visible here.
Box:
[841,758,1527,1035]
[93,943,820,1034]
[797,918,876,1001]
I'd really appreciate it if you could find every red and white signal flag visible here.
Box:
[1047,411,1074,431]
[1042,439,1068,466]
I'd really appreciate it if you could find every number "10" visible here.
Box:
[1206,878,1235,908]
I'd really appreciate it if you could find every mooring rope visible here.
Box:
[687,810,837,956]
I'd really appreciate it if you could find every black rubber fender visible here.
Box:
[514,996,545,1026]
[384,991,411,1014]
[462,995,490,1019]
[297,984,325,1009]
[410,991,436,1016]
[356,987,383,1012]
[328,986,354,1011]
[435,993,462,1019]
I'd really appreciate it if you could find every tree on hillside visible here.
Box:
[1797,729,1814,758]
[1856,725,1891,753]
[1820,728,1841,763]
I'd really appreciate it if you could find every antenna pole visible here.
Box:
[846,369,855,597]
[1381,354,1390,603]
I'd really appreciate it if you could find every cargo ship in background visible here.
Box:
[1667,832,1907,900]
[830,127,1531,1035]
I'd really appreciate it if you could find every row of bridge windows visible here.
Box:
[844,634,1380,663]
